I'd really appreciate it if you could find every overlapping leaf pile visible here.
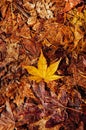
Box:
[0,0,86,130]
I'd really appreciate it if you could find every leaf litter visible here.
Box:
[0,0,86,130]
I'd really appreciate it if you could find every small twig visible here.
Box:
[52,98,84,114]
[64,106,83,114]
[0,105,5,109]
[12,2,30,19]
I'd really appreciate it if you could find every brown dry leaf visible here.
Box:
[73,24,84,48]
[18,24,31,39]
[35,20,74,48]
[13,80,37,106]
[78,70,86,79]
[22,39,41,59]
[63,0,83,12]
[5,80,36,106]
[0,6,17,34]
[66,8,86,51]
[0,101,15,130]
[30,118,61,130]
[67,62,86,88]
[23,50,62,83]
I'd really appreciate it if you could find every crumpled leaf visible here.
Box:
[0,100,15,130]
[30,117,61,130]
[63,0,83,13]
[74,25,84,48]
[23,50,62,83]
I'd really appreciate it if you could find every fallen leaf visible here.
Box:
[29,117,61,130]
[63,0,83,12]
[23,50,62,83]
[0,100,15,130]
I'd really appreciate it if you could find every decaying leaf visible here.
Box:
[23,50,62,83]
[63,0,83,12]
[29,118,61,130]
[0,101,15,130]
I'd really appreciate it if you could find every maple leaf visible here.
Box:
[23,51,62,83]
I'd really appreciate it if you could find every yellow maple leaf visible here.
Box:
[23,51,62,83]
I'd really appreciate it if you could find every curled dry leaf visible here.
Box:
[62,0,83,12]
[0,101,15,130]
